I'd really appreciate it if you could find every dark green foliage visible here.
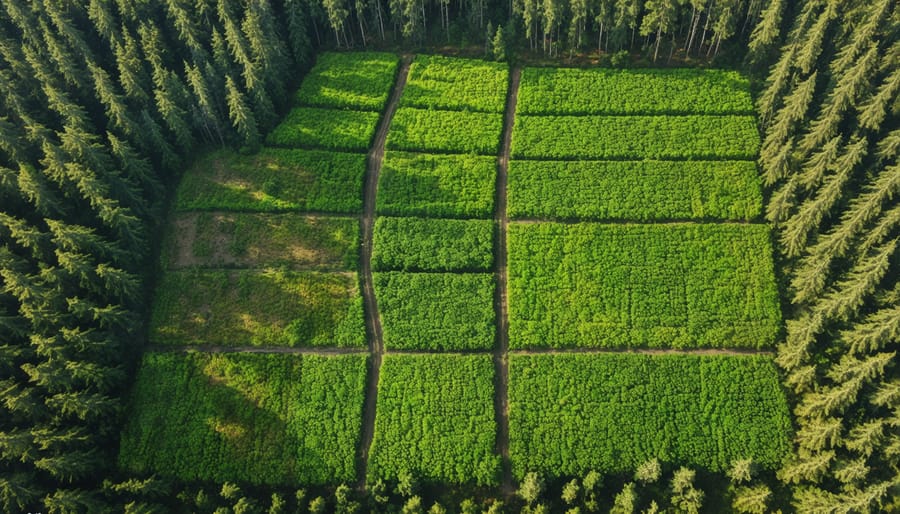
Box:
[507,223,782,349]
[369,354,500,485]
[508,160,763,221]
[174,148,365,213]
[295,52,399,111]
[265,107,380,151]
[373,217,493,272]
[401,55,509,113]
[377,152,495,218]
[118,352,366,485]
[387,108,503,155]
[374,273,495,351]
[150,270,366,348]
[509,354,792,477]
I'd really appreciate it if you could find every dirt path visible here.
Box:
[357,55,412,489]
[510,347,774,356]
[494,66,520,496]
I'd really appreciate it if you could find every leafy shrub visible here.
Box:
[373,217,493,272]
[294,52,399,111]
[266,107,380,151]
[401,55,509,113]
[388,108,503,155]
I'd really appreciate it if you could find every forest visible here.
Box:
[0,0,896,513]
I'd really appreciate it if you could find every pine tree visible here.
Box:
[225,75,260,150]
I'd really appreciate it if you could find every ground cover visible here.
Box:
[508,353,792,477]
[173,148,365,213]
[266,107,380,150]
[118,352,366,485]
[368,354,500,484]
[150,269,366,347]
[517,67,753,115]
[294,52,399,111]
[374,272,495,350]
[401,55,509,112]
[387,108,503,154]
[507,222,781,349]
[507,160,762,221]
[372,217,493,272]
[377,151,495,218]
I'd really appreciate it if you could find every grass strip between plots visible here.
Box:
[508,160,762,221]
[373,217,493,272]
[374,272,495,351]
[174,148,365,213]
[266,107,380,151]
[387,108,503,155]
[150,269,366,348]
[509,353,792,477]
[401,54,509,113]
[294,51,399,111]
[119,352,366,486]
[369,354,500,485]
[507,222,782,349]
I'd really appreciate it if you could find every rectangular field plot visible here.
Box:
[517,67,753,115]
[294,51,398,111]
[373,217,493,272]
[508,354,792,477]
[507,223,781,349]
[369,354,500,484]
[377,152,495,218]
[387,108,503,155]
[118,352,366,485]
[266,107,380,151]
[401,55,509,112]
[508,160,762,221]
[174,148,364,213]
[374,273,494,351]
[162,213,359,270]
[150,270,365,348]
[511,115,759,160]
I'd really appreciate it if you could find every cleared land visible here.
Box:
[401,55,509,112]
[294,52,399,111]
[372,217,493,272]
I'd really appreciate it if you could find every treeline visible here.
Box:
[757,0,900,510]
[0,0,311,511]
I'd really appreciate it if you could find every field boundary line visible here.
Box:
[357,55,412,489]
[510,217,758,225]
[143,345,367,354]
[509,347,775,356]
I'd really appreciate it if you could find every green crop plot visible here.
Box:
[294,52,399,111]
[266,107,380,151]
[162,213,359,270]
[119,352,366,485]
[517,67,753,115]
[401,55,509,112]
[507,223,781,349]
[173,148,365,213]
[508,160,762,221]
[511,115,760,159]
[375,272,495,351]
[373,217,493,272]
[509,353,792,477]
[388,108,503,155]
[368,354,500,485]
[150,269,366,348]
[377,151,495,218]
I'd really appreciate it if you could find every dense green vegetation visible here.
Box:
[174,148,366,213]
[150,270,366,347]
[402,55,509,112]
[377,151,495,218]
[387,108,503,154]
[373,217,493,272]
[508,160,763,221]
[375,273,495,350]
[509,354,792,476]
[294,52,399,111]
[368,354,500,485]
[508,223,782,349]
[119,352,366,485]
[265,107,381,150]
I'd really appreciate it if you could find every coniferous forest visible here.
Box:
[0,0,897,512]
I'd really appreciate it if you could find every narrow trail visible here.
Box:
[144,344,367,355]
[357,55,412,489]
[509,347,774,356]
[494,66,520,496]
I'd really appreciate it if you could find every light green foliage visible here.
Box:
[368,354,500,485]
[508,160,762,221]
[388,108,503,154]
[266,107,380,150]
[508,354,792,476]
[161,213,359,270]
[377,152,495,218]
[507,223,782,349]
[118,353,366,485]
[374,273,494,351]
[294,52,399,111]
[150,270,366,347]
[174,148,365,213]
[511,115,760,159]
[373,217,493,272]
[517,68,753,115]
[401,55,509,112]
